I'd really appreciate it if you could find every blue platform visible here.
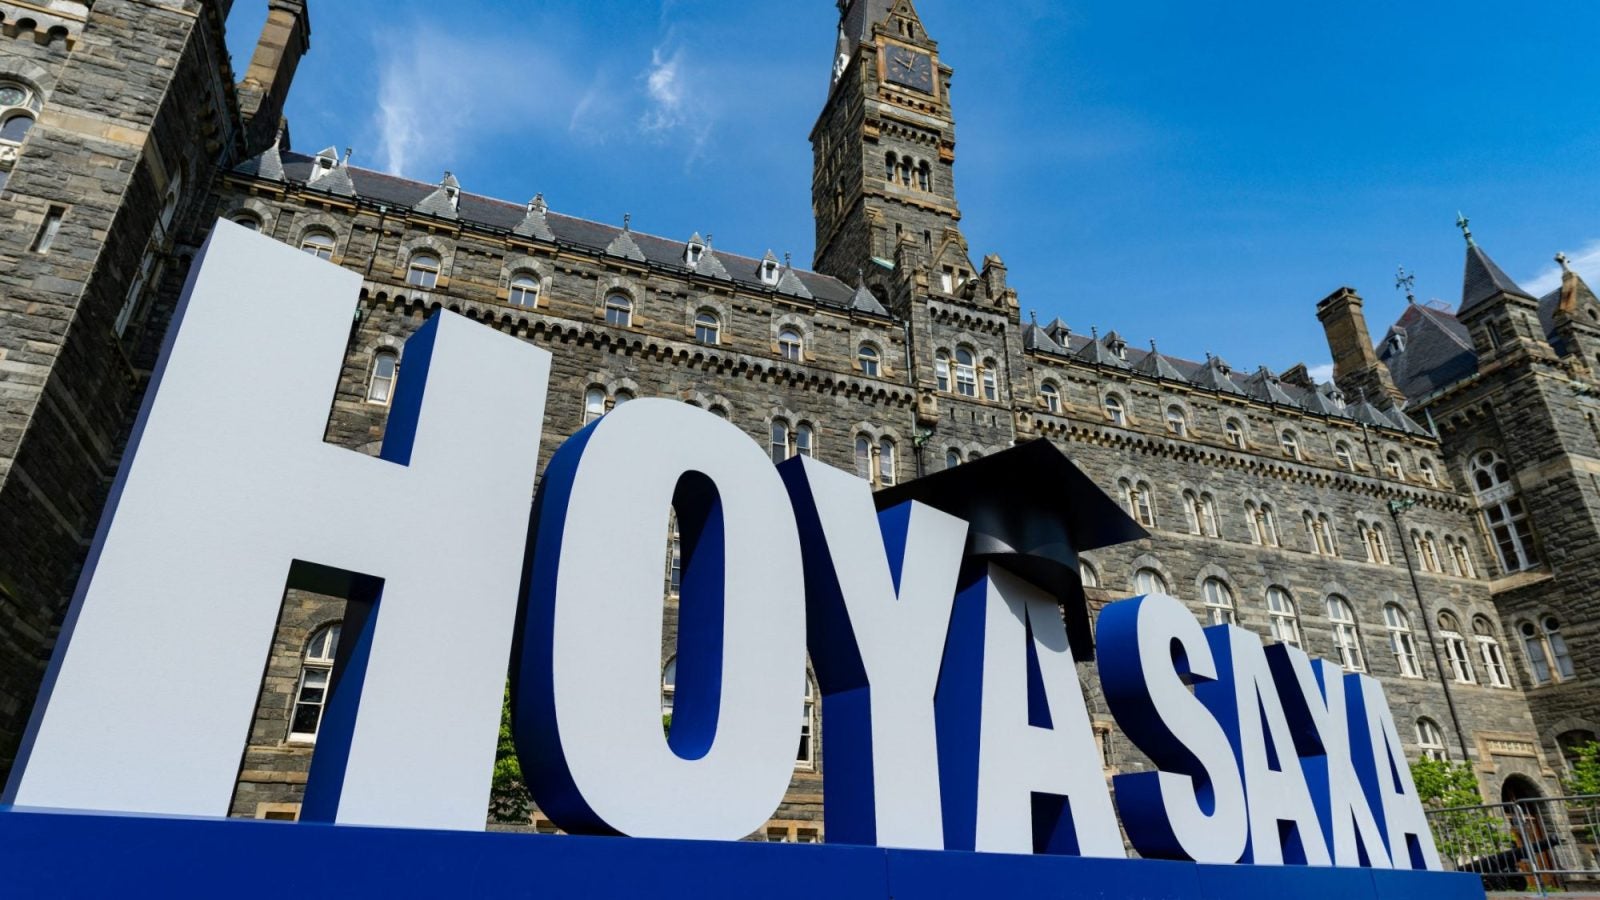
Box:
[0,808,1485,899]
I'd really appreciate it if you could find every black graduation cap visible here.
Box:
[873,439,1147,661]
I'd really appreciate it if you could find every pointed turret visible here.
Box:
[514,195,555,241]
[414,171,461,219]
[1452,221,1553,362]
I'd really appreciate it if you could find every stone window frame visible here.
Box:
[1221,414,1248,449]
[1278,426,1303,461]
[1195,565,1238,626]
[224,197,278,236]
[1163,399,1194,438]
[1356,518,1392,565]
[1435,608,1476,685]
[1102,389,1129,427]
[1177,484,1219,538]
[767,407,818,464]
[1038,378,1062,414]
[850,422,902,488]
[1127,554,1174,598]
[395,233,455,291]
[498,255,552,309]
[1471,614,1512,688]
[1417,717,1448,761]
[680,391,736,421]
[1332,437,1357,472]
[854,331,889,378]
[1382,600,1423,679]
[687,298,731,346]
[596,277,644,328]
[1265,584,1302,647]
[1383,447,1407,482]
[1300,508,1339,557]
[1517,614,1575,686]
[1243,496,1281,548]
[1325,593,1367,673]
[365,348,399,406]
[291,212,348,263]
[771,313,813,364]
[1115,472,1157,529]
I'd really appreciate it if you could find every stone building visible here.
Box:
[0,0,1591,834]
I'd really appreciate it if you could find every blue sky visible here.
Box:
[226,1,1600,379]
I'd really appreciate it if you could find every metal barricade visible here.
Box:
[1427,795,1600,895]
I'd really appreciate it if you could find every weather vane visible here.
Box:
[1455,212,1474,246]
[1395,266,1417,304]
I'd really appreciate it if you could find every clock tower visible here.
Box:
[811,0,966,286]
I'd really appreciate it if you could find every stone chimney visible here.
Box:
[1315,286,1406,408]
[237,0,311,157]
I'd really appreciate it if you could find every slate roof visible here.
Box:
[842,0,896,49]
[244,149,870,313]
[1460,243,1534,313]
[1378,303,1480,401]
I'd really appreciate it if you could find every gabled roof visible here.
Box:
[414,173,460,220]
[1133,343,1188,382]
[1190,356,1246,395]
[1022,322,1065,354]
[236,141,284,181]
[1242,366,1297,405]
[1074,332,1130,369]
[605,227,647,262]
[1461,243,1535,313]
[513,196,555,241]
[692,243,731,280]
[1378,302,1479,400]
[850,280,889,316]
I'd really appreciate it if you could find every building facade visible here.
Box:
[0,0,1593,834]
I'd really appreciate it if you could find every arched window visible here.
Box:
[1334,441,1355,471]
[1202,578,1236,626]
[778,328,804,362]
[884,151,897,182]
[1447,538,1476,578]
[605,293,633,327]
[406,252,440,288]
[1471,451,1537,572]
[945,448,961,470]
[878,437,897,487]
[1200,494,1219,537]
[1246,502,1280,547]
[1473,615,1510,688]
[855,435,873,481]
[1384,451,1405,481]
[1280,429,1301,460]
[694,310,721,344]
[1559,730,1599,773]
[1327,596,1365,672]
[509,274,540,307]
[954,348,978,397]
[1411,530,1441,573]
[583,387,607,425]
[797,674,817,768]
[1437,611,1475,684]
[230,213,261,231]
[935,350,951,392]
[612,390,633,406]
[1384,604,1421,678]
[1165,406,1187,437]
[1224,418,1245,449]
[1361,522,1391,565]
[1104,394,1126,426]
[1133,567,1169,596]
[1419,458,1438,486]
[299,230,335,260]
[981,360,998,401]
[1129,480,1155,527]
[1079,561,1100,588]
[1040,381,1060,413]
[0,112,35,144]
[797,424,815,458]
[661,656,677,719]
[1523,616,1575,684]
[1304,512,1336,556]
[858,344,880,376]
[709,405,730,420]
[289,624,341,742]
[917,160,931,191]
[770,419,791,465]
[1182,490,1202,535]
[366,350,398,405]
[1417,718,1447,761]
[1266,586,1300,646]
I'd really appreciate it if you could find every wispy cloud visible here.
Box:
[1307,363,1335,383]
[368,23,579,177]
[1524,239,1600,297]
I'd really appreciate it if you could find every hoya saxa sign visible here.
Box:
[0,222,1481,899]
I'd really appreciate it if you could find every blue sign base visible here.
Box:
[0,808,1484,899]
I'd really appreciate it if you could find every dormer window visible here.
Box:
[685,235,705,267]
[760,258,780,286]
[1390,332,1407,354]
[309,148,338,184]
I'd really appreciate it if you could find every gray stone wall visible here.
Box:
[0,0,239,779]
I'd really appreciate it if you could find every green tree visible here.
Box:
[1411,756,1511,861]
[1562,741,1600,796]
[489,684,532,824]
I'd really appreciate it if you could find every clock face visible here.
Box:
[883,46,934,94]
